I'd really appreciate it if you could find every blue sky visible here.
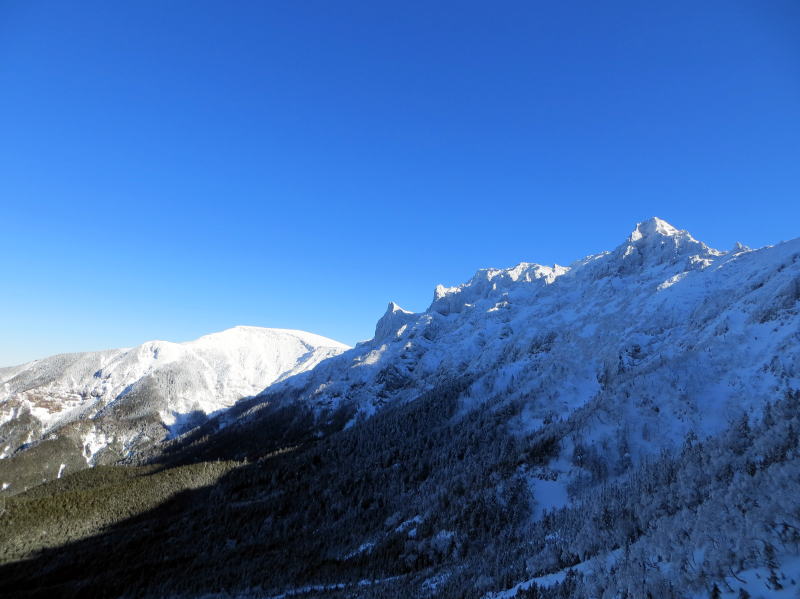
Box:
[1,1,799,364]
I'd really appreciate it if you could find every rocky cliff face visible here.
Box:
[241,218,798,460]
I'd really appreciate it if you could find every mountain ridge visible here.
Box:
[242,218,798,448]
[0,326,348,491]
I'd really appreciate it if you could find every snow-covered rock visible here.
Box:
[252,217,800,457]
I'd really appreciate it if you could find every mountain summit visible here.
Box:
[628,216,681,240]
[244,217,798,453]
[0,326,348,490]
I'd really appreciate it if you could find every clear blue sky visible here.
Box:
[1,1,799,365]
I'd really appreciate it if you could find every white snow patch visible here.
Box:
[395,515,422,533]
[688,553,800,599]
[343,541,375,560]
[529,475,569,518]
[657,271,688,290]
[82,428,111,465]
[485,550,621,598]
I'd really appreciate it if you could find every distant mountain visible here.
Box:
[0,326,348,492]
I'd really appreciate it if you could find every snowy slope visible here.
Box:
[252,217,800,458]
[0,327,348,484]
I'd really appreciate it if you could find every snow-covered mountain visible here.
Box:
[231,217,799,461]
[145,217,797,597]
[2,218,799,599]
[0,326,348,490]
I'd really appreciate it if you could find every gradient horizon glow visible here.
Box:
[1,1,799,365]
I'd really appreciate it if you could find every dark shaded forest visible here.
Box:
[1,383,799,598]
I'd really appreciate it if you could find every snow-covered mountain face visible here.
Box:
[0,327,348,490]
[3,218,800,599]
[253,217,799,460]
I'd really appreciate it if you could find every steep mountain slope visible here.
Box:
[0,327,348,492]
[215,217,799,459]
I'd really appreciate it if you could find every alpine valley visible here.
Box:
[1,218,799,599]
